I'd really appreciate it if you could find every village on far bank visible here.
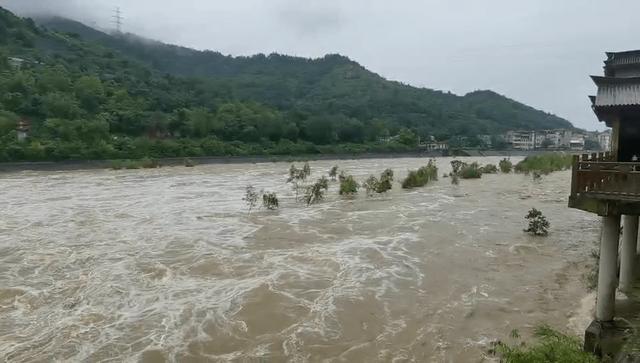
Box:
[412,128,612,154]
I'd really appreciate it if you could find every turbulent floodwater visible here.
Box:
[0,157,601,362]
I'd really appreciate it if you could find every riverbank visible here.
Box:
[0,149,552,173]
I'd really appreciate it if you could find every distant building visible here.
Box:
[423,141,448,151]
[570,137,585,150]
[478,135,492,148]
[505,130,536,150]
[535,129,563,149]
[503,129,592,150]
[8,57,25,69]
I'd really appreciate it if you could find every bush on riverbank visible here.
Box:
[110,158,159,170]
[401,160,438,189]
[492,325,597,363]
[515,153,572,175]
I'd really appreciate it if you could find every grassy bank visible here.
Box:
[493,325,597,362]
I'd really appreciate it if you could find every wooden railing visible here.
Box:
[571,152,640,200]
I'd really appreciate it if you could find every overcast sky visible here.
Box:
[4,0,639,130]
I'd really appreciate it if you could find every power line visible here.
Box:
[112,7,123,33]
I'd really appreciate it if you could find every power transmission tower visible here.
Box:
[112,7,123,33]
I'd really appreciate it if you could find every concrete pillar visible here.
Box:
[596,215,620,322]
[620,215,639,293]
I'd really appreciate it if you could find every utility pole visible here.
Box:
[112,7,123,34]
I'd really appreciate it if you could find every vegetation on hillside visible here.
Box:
[0,8,575,162]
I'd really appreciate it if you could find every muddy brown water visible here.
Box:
[0,157,600,362]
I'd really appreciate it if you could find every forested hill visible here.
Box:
[0,7,573,162]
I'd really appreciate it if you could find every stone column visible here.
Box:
[596,215,621,322]
[620,215,639,293]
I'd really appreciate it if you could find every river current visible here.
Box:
[0,157,600,362]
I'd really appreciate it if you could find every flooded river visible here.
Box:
[0,157,600,362]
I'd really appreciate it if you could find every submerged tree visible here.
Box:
[401,160,438,189]
[243,185,259,212]
[338,170,347,183]
[479,164,498,174]
[451,173,459,185]
[329,165,339,181]
[339,174,359,196]
[304,176,329,205]
[450,160,465,175]
[499,158,513,173]
[262,192,279,210]
[524,208,550,236]
[459,162,482,179]
[363,168,394,196]
[302,162,311,178]
[287,163,310,199]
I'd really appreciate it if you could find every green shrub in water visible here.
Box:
[499,158,513,173]
[479,164,498,174]
[304,176,329,205]
[401,160,438,189]
[339,175,359,196]
[459,162,482,179]
[262,192,279,210]
[363,169,394,196]
[524,208,550,236]
[243,185,260,212]
[328,165,339,181]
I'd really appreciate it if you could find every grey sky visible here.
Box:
[4,0,638,131]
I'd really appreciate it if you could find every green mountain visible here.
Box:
[0,8,573,162]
